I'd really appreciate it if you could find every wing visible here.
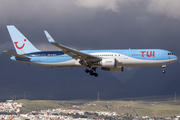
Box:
[44,31,101,63]
[4,51,31,59]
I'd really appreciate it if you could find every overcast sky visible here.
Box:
[0,0,180,97]
[1,0,180,53]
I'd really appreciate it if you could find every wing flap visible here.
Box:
[4,51,31,59]
[44,31,101,62]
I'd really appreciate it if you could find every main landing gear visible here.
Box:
[162,65,166,73]
[85,67,98,77]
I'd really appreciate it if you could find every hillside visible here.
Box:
[16,95,180,118]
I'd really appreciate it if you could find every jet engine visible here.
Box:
[100,59,116,67]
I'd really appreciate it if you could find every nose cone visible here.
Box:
[171,55,178,62]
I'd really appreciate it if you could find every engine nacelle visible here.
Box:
[110,66,124,72]
[101,66,124,72]
[100,59,116,67]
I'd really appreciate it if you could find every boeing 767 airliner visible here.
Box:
[4,25,178,77]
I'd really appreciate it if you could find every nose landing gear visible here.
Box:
[85,67,98,77]
[162,65,166,73]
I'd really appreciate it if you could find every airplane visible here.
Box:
[4,25,178,77]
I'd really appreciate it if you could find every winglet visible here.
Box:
[44,31,101,61]
[44,31,56,43]
[4,51,31,59]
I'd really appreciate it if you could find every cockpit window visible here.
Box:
[168,53,173,55]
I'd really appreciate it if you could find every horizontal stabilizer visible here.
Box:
[4,51,31,59]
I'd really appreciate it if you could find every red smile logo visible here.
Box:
[14,39,26,49]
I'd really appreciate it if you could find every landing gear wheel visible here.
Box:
[86,67,98,77]
[94,73,98,77]
[89,70,94,76]
[85,69,89,73]
[162,65,166,74]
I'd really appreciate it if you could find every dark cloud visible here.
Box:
[1,0,180,51]
[0,52,137,101]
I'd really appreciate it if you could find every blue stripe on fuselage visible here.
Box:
[24,51,64,56]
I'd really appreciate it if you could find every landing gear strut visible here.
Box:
[85,69,89,73]
[162,65,166,73]
[85,67,98,77]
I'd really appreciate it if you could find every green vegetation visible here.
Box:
[16,95,180,118]
[16,99,89,114]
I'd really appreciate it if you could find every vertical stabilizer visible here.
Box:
[7,25,40,54]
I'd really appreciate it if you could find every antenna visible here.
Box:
[175,92,177,102]
[97,91,99,101]
[24,91,26,99]
[12,95,14,100]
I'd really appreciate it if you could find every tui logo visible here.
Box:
[14,39,26,49]
[141,51,155,57]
